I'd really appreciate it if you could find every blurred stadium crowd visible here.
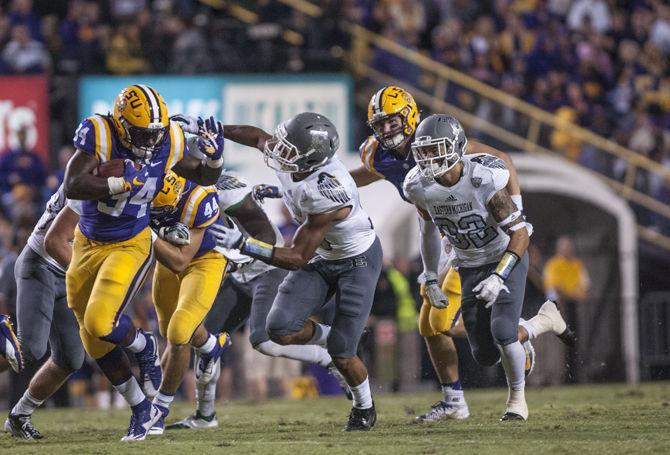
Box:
[0,0,664,408]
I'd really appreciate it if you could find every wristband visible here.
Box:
[205,156,224,168]
[240,237,274,262]
[107,176,127,195]
[511,195,523,211]
[494,250,520,280]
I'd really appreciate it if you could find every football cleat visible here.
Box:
[196,332,231,384]
[135,331,161,399]
[416,401,470,421]
[0,315,23,373]
[327,363,353,400]
[4,413,43,440]
[343,403,376,432]
[523,339,536,378]
[165,411,219,430]
[539,300,577,347]
[148,404,169,435]
[121,401,162,441]
[500,412,526,421]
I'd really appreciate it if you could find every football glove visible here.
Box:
[170,114,200,135]
[209,223,244,249]
[198,116,224,166]
[424,280,448,309]
[473,274,509,308]
[107,160,148,195]
[252,184,282,204]
[158,222,190,246]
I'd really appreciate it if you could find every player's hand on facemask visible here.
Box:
[473,274,509,308]
[209,223,244,249]
[252,184,282,204]
[197,116,224,165]
[424,280,449,309]
[169,114,200,135]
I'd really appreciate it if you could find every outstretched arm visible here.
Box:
[171,154,222,186]
[350,165,383,187]
[223,125,272,151]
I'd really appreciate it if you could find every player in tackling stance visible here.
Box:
[404,114,538,420]
[211,112,382,431]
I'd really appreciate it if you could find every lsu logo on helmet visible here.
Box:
[112,84,169,160]
[152,170,187,215]
[367,86,419,150]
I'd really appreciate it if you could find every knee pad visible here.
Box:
[491,318,518,347]
[418,302,439,337]
[265,309,292,338]
[52,345,85,372]
[166,309,199,345]
[83,310,114,340]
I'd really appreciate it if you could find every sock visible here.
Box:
[498,342,526,393]
[350,377,373,409]
[11,390,44,416]
[519,318,537,340]
[441,380,465,405]
[114,377,145,408]
[124,329,147,353]
[153,391,174,411]
[196,379,217,417]
[196,333,216,354]
[307,322,330,347]
[256,340,333,367]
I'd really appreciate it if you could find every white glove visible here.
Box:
[209,223,244,249]
[473,274,509,308]
[169,114,200,134]
[425,280,448,309]
[158,222,190,246]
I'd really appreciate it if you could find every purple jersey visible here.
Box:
[155,180,220,258]
[72,115,186,242]
[358,135,416,201]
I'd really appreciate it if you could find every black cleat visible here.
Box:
[558,326,577,347]
[343,403,376,432]
[500,412,526,422]
[4,413,44,440]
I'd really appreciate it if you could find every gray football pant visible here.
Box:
[266,237,383,358]
[458,252,529,367]
[14,245,85,371]
[204,267,288,347]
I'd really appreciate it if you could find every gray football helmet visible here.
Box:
[263,112,340,173]
[411,114,468,179]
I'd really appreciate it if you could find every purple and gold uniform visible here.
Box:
[152,181,228,345]
[67,114,186,359]
[358,135,417,201]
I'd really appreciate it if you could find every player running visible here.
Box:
[3,185,82,440]
[211,113,382,431]
[352,86,573,421]
[64,84,224,441]
[167,173,349,430]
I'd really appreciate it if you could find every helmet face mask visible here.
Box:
[120,118,167,161]
[263,114,337,174]
[412,136,463,179]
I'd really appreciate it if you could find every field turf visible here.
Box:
[1,382,669,454]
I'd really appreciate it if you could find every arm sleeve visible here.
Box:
[418,214,442,283]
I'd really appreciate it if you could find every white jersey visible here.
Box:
[403,154,511,268]
[214,171,278,283]
[27,183,82,273]
[276,156,376,261]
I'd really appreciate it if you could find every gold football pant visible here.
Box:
[66,226,153,359]
[152,251,227,345]
[419,267,462,337]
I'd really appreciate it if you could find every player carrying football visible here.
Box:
[63,84,224,441]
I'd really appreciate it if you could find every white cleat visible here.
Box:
[501,391,528,421]
[416,401,470,421]
[538,300,576,346]
[165,412,219,430]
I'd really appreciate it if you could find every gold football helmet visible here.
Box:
[112,84,169,160]
[152,170,186,215]
[367,86,419,150]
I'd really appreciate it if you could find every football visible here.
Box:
[92,159,137,178]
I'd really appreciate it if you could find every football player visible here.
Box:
[147,170,231,434]
[3,184,83,439]
[0,316,21,375]
[167,173,349,430]
[351,86,572,421]
[211,113,382,431]
[63,84,224,441]
[404,114,564,420]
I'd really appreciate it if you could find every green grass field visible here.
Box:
[2,382,669,454]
